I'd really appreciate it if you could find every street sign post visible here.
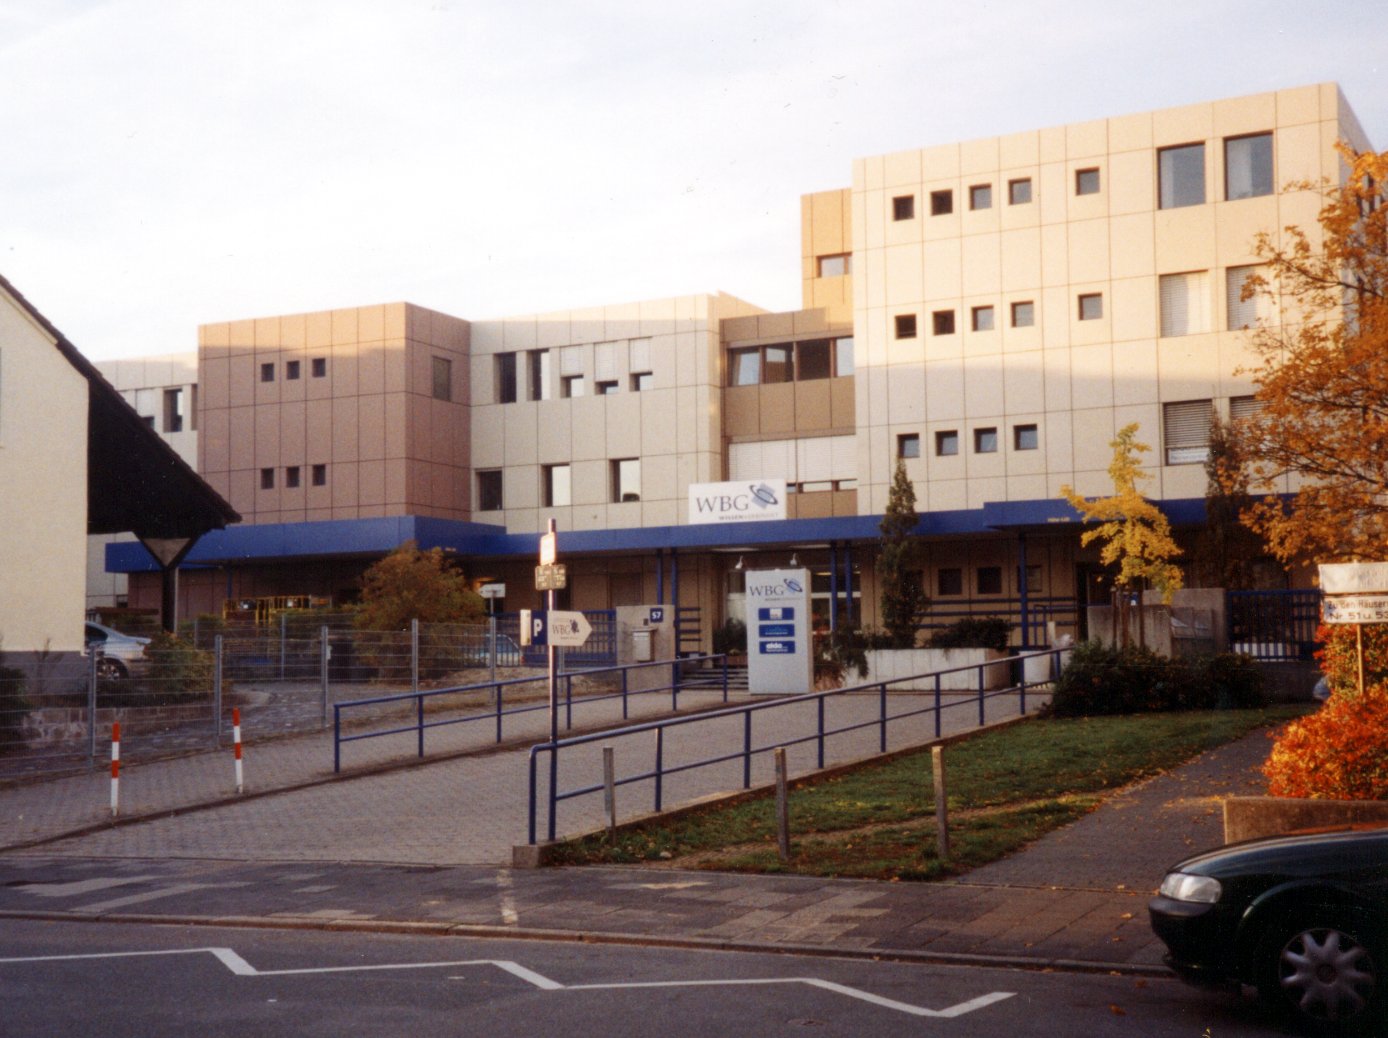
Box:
[534,564,567,591]
[1318,562,1388,696]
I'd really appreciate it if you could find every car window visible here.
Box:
[85,624,107,645]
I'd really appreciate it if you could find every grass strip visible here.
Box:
[548,704,1311,880]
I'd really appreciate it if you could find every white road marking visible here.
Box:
[73,883,218,914]
[494,869,519,925]
[0,946,1014,1018]
[19,876,157,898]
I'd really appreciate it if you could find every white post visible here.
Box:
[232,706,244,794]
[110,722,121,817]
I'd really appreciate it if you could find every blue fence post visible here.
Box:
[417,693,425,758]
[333,704,341,773]
[548,743,558,842]
[721,654,728,703]
[934,672,942,739]
[671,660,679,711]
[977,665,986,726]
[622,668,629,720]
[879,683,887,753]
[743,711,752,788]
[817,696,825,769]
[654,726,665,813]
[527,748,538,845]
[565,672,573,731]
[495,682,503,743]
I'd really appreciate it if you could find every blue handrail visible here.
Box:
[527,647,1066,844]
[332,654,729,773]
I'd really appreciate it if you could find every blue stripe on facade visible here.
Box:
[105,498,1209,573]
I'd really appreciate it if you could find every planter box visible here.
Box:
[862,648,1008,691]
[1223,796,1388,844]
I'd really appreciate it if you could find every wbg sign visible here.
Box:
[688,479,787,524]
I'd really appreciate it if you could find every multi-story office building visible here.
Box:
[108,83,1369,647]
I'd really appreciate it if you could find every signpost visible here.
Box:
[479,583,505,684]
[1319,563,1388,696]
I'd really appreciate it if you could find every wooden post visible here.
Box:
[602,746,617,840]
[1357,623,1365,698]
[775,747,790,863]
[932,745,949,860]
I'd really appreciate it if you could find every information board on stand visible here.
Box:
[745,568,813,696]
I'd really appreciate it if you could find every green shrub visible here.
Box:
[928,616,1012,652]
[99,632,216,707]
[1047,641,1266,716]
[0,652,30,752]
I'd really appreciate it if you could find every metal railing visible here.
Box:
[1227,589,1322,662]
[333,654,729,773]
[527,647,1066,844]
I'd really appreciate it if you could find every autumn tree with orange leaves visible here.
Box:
[1231,146,1388,564]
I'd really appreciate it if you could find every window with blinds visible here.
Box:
[1230,395,1263,422]
[729,435,856,490]
[1159,272,1209,337]
[1226,265,1267,330]
[1163,400,1213,464]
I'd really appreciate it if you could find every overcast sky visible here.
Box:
[4,0,1385,361]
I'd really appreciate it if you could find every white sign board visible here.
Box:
[744,568,813,696]
[1319,562,1388,596]
[688,479,787,525]
[546,610,592,647]
[479,583,506,599]
[1323,596,1388,625]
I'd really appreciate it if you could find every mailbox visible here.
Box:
[632,628,653,663]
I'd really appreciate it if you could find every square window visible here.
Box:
[432,356,452,401]
[937,567,963,597]
[1159,143,1205,209]
[935,430,959,456]
[892,194,915,220]
[1076,167,1100,195]
[1163,399,1213,465]
[495,353,517,403]
[969,184,992,210]
[631,371,653,391]
[834,337,854,376]
[930,189,953,215]
[1025,564,1044,592]
[894,314,917,339]
[977,565,1003,595]
[818,253,851,277]
[971,306,995,332]
[311,357,327,378]
[932,310,955,336]
[1011,300,1035,327]
[1160,271,1211,336]
[1225,133,1273,200]
[311,464,327,486]
[285,465,300,489]
[544,464,571,507]
[561,374,585,398]
[897,433,920,459]
[729,347,761,386]
[974,427,998,453]
[286,360,301,380]
[477,470,503,511]
[260,362,275,383]
[259,467,274,490]
[797,339,831,381]
[596,380,619,395]
[162,388,184,433]
[611,458,640,503]
[762,345,792,383]
[1013,424,1039,450]
[1226,265,1268,330]
[1008,178,1032,205]
[528,349,550,401]
[1078,293,1103,321]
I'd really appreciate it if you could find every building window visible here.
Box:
[528,349,550,401]
[729,347,760,386]
[969,184,992,210]
[561,374,585,398]
[763,345,792,383]
[894,314,917,339]
[432,356,452,401]
[1225,133,1273,201]
[611,458,641,503]
[311,358,327,378]
[932,310,956,336]
[935,430,959,456]
[596,380,619,395]
[311,464,327,486]
[1159,142,1205,209]
[796,339,831,380]
[260,467,275,490]
[930,189,953,215]
[937,567,963,596]
[892,194,915,221]
[285,360,301,380]
[834,337,854,376]
[162,388,184,433]
[495,352,518,404]
[1011,301,1035,327]
[1008,178,1032,205]
[1014,424,1039,450]
[1226,264,1268,330]
[544,464,571,507]
[1159,271,1210,337]
[818,253,851,277]
[976,566,1003,595]
[631,371,653,391]
[1230,395,1263,423]
[974,427,998,453]
[260,362,275,383]
[1025,564,1044,593]
[477,470,503,511]
[1078,293,1104,321]
[897,433,920,459]
[1075,167,1101,195]
[971,306,995,332]
[285,466,301,489]
[1163,399,1214,465]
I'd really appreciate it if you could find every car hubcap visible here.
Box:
[1279,927,1375,1021]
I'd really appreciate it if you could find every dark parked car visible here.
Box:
[1150,826,1388,1034]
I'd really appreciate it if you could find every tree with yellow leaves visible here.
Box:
[1061,424,1184,647]
[1232,145,1388,563]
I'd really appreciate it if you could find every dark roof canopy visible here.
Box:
[1,273,240,540]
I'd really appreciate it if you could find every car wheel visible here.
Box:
[95,657,127,681]
[1258,916,1381,1034]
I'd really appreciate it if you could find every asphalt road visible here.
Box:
[0,918,1295,1037]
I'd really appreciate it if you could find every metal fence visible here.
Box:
[1227,589,1322,661]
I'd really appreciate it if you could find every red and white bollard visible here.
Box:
[110,722,121,817]
[232,707,244,794]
